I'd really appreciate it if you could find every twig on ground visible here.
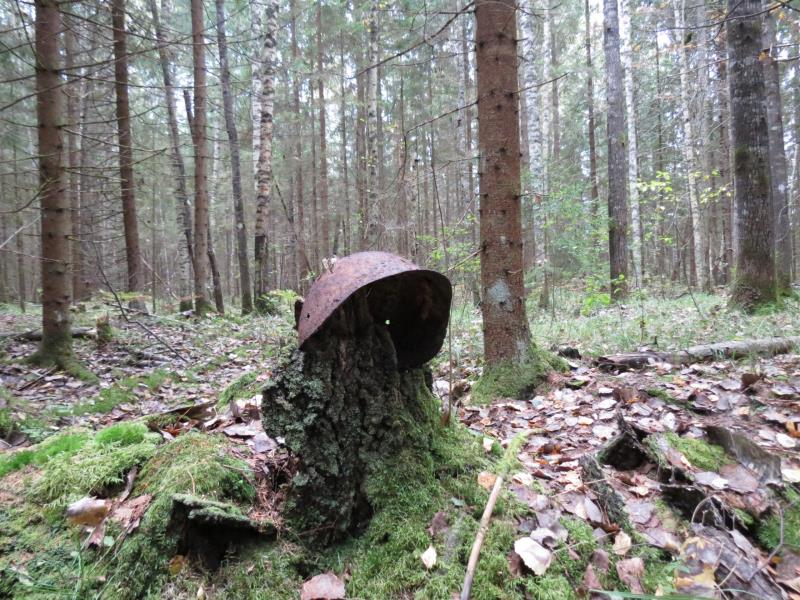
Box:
[460,474,504,600]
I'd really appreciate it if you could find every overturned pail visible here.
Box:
[296,251,452,369]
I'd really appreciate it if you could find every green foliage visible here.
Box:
[471,345,567,405]
[0,431,89,478]
[254,289,300,318]
[664,432,729,472]
[581,275,612,315]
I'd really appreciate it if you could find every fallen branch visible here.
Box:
[596,336,800,371]
[1,327,96,341]
[460,474,504,600]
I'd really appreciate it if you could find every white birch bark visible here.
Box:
[619,0,642,284]
[674,0,707,290]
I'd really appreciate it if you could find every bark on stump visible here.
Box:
[262,289,440,545]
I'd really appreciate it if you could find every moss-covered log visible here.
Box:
[262,289,440,545]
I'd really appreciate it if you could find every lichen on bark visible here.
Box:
[262,289,440,545]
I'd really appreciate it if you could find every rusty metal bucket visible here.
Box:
[296,251,452,369]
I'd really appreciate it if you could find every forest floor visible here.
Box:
[1,290,799,599]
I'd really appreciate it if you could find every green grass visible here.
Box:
[527,290,800,356]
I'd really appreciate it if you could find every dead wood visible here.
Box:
[1,327,96,341]
[596,336,800,371]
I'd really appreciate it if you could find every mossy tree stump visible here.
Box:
[262,253,451,545]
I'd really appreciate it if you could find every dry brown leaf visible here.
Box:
[300,572,346,600]
[421,545,437,570]
[514,537,552,575]
[478,471,497,490]
[66,497,110,527]
[616,557,645,594]
[613,531,632,556]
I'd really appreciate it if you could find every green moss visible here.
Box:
[471,345,568,405]
[219,371,259,406]
[32,427,159,511]
[757,487,800,551]
[95,422,149,446]
[664,432,730,472]
[0,431,89,478]
[105,432,255,599]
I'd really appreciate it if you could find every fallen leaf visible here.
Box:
[777,433,797,449]
[616,557,645,593]
[66,497,110,527]
[483,437,494,452]
[514,537,552,575]
[300,572,346,600]
[478,471,497,490]
[512,471,533,486]
[421,545,437,570]
[613,531,632,556]
[782,462,800,483]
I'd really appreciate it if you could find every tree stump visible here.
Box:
[261,253,451,545]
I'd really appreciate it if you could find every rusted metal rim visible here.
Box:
[297,251,452,369]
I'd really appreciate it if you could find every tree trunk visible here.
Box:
[64,23,85,303]
[254,0,277,309]
[619,0,642,284]
[190,0,211,315]
[585,0,600,223]
[520,1,540,273]
[149,0,194,306]
[363,2,380,249]
[762,4,792,293]
[727,0,777,309]
[215,0,253,314]
[289,0,309,288]
[112,0,145,310]
[262,290,440,545]
[339,33,351,257]
[316,4,330,258]
[32,0,77,369]
[475,0,530,365]
[674,0,707,290]
[603,0,629,299]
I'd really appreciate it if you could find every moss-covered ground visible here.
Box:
[471,345,568,405]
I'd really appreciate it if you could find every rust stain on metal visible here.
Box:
[297,251,452,369]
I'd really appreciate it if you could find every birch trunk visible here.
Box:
[363,2,380,249]
[618,0,642,284]
[674,0,707,290]
[254,0,278,309]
